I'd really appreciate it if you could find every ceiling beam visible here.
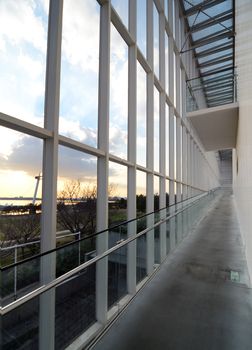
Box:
[203,83,233,93]
[207,95,233,103]
[209,101,233,107]
[201,73,234,84]
[203,76,234,86]
[184,0,226,17]
[198,55,233,68]
[200,64,234,78]
[191,10,233,33]
[191,83,233,93]
[191,76,234,90]
[191,28,234,50]
[206,90,233,99]
[207,100,233,108]
[195,43,233,58]
[187,65,235,81]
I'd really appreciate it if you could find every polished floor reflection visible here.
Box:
[92,190,252,350]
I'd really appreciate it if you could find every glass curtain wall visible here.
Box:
[0,0,220,348]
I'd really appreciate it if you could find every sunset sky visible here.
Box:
[0,0,161,200]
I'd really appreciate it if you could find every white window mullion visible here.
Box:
[159,0,166,262]
[96,1,111,325]
[146,0,154,275]
[127,0,137,294]
[40,1,63,349]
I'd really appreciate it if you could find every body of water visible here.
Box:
[0,199,41,207]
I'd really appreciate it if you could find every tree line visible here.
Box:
[0,180,169,254]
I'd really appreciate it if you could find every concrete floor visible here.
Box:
[92,191,252,350]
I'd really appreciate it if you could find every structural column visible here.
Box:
[146,0,154,275]
[182,125,188,236]
[176,117,182,242]
[39,1,63,349]
[168,0,175,250]
[159,0,166,263]
[96,1,110,325]
[127,0,137,294]
[169,108,175,249]
[186,134,191,231]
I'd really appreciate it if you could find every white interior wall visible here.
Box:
[233,0,252,280]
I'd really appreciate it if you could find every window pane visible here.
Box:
[137,62,147,167]
[166,180,169,207]
[154,88,160,172]
[174,52,177,107]
[0,0,49,124]
[111,0,128,29]
[153,4,159,78]
[164,0,169,19]
[136,170,146,216]
[137,0,147,56]
[166,104,169,175]
[165,33,169,95]
[60,0,100,148]
[58,146,97,238]
[154,175,159,211]
[0,127,43,265]
[108,162,127,226]
[174,115,177,179]
[110,25,128,159]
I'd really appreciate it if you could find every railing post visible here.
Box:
[14,246,17,300]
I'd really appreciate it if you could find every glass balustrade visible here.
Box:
[0,190,220,349]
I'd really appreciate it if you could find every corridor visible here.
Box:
[92,190,252,350]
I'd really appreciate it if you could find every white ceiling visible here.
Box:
[187,102,239,151]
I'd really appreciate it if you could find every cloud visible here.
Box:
[59,118,96,147]
[0,134,43,175]
[59,63,99,146]
[109,161,127,196]
[59,0,101,147]
[110,24,128,128]
[18,52,44,81]
[61,0,100,73]
[137,62,147,137]
[0,0,47,123]
[108,25,129,159]
[0,0,47,53]
[0,127,97,182]
[109,126,127,159]
[153,4,159,78]
[0,127,23,159]
[0,0,134,195]
[58,145,97,181]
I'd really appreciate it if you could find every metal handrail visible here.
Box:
[0,192,209,315]
[0,232,80,251]
[0,191,207,271]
